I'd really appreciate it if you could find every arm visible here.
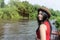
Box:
[40,24,47,40]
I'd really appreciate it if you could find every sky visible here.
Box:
[4,0,10,4]
[4,0,60,11]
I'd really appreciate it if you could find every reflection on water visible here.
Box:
[0,20,38,40]
[0,22,5,40]
[0,20,58,40]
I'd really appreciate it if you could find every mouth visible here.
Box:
[39,18,42,20]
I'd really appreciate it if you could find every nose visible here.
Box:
[38,14,42,17]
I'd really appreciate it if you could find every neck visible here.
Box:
[41,19,48,24]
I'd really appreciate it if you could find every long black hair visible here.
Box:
[36,9,52,35]
[37,10,49,26]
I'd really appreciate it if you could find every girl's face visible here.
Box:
[38,11,43,21]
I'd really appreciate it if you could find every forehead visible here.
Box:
[38,11,47,15]
[39,11,43,13]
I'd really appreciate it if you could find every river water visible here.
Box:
[0,20,58,40]
[0,20,38,40]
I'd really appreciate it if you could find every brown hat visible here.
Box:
[38,7,51,18]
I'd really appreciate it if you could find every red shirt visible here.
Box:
[36,20,51,40]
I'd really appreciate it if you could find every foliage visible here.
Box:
[0,0,60,29]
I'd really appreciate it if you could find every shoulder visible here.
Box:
[40,24,47,30]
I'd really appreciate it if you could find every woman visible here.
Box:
[36,7,52,40]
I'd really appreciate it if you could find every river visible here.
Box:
[0,20,58,40]
[0,20,37,40]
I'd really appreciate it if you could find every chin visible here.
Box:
[39,19,42,20]
[39,19,42,21]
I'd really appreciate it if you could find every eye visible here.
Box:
[40,13,43,15]
[39,11,43,15]
[39,13,42,15]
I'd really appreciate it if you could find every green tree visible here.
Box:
[0,0,5,8]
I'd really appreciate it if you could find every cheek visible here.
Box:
[38,14,43,18]
[38,15,43,20]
